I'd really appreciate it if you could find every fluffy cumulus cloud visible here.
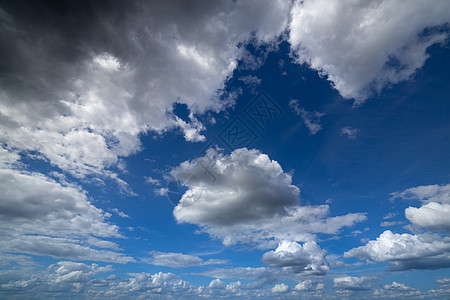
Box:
[393,183,450,231]
[0,167,133,263]
[262,240,329,275]
[172,147,366,247]
[344,230,450,271]
[272,283,289,293]
[289,0,450,102]
[0,0,290,180]
[146,251,227,268]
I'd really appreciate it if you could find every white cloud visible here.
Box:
[294,280,325,292]
[341,126,360,139]
[145,176,161,186]
[289,0,450,103]
[110,208,131,219]
[172,148,366,247]
[380,221,403,227]
[272,283,289,293]
[393,184,450,231]
[262,240,329,275]
[0,168,133,263]
[406,202,450,231]
[373,281,422,298]
[333,276,377,291]
[208,279,225,289]
[289,99,324,135]
[391,183,450,204]
[383,212,397,220]
[0,0,290,181]
[146,251,227,268]
[344,230,450,270]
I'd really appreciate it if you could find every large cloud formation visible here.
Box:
[0,0,290,179]
[289,0,450,102]
[172,147,366,247]
[172,147,365,274]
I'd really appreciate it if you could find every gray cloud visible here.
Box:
[172,148,366,247]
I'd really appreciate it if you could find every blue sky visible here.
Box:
[1,0,450,299]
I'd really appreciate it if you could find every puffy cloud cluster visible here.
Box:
[262,240,329,275]
[347,183,450,271]
[289,0,450,102]
[294,280,325,292]
[344,230,450,271]
[0,261,318,300]
[172,147,366,248]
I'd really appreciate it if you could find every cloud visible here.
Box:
[0,261,113,296]
[145,176,161,186]
[294,280,325,292]
[393,183,450,231]
[172,147,366,247]
[111,208,131,219]
[0,168,133,263]
[272,283,289,293]
[391,183,450,204]
[289,0,450,103]
[406,202,450,231]
[208,279,225,289]
[344,230,450,271]
[146,251,227,268]
[333,276,378,291]
[262,240,329,275]
[380,221,403,227]
[341,126,360,139]
[373,281,422,298]
[0,0,290,179]
[196,267,281,282]
[289,99,324,135]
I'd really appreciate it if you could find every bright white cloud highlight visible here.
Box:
[289,0,450,102]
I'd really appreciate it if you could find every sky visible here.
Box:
[0,0,450,299]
